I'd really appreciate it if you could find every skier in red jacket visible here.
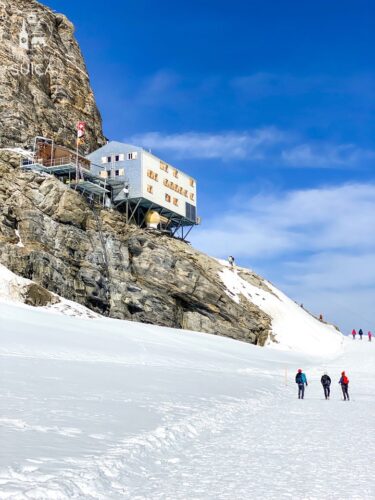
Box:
[351,329,356,340]
[339,371,350,401]
[368,331,372,342]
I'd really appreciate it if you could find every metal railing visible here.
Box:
[21,156,91,170]
[43,157,76,167]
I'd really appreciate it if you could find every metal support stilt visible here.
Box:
[128,199,141,224]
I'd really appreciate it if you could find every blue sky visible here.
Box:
[45,0,374,332]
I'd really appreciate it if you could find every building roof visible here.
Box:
[86,141,143,158]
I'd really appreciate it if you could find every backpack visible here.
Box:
[296,373,303,383]
[342,375,349,385]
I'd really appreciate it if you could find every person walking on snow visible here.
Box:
[295,369,308,399]
[368,331,372,342]
[351,329,356,340]
[359,328,363,340]
[321,372,331,400]
[228,256,235,267]
[339,371,350,401]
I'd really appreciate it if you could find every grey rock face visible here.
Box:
[0,153,271,344]
[0,0,105,152]
[0,2,272,345]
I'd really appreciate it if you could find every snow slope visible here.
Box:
[219,265,343,355]
[1,297,374,499]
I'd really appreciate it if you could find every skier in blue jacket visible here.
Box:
[295,369,308,399]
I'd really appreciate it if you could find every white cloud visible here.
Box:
[134,71,182,106]
[130,128,286,160]
[231,72,375,100]
[130,129,374,168]
[280,253,375,333]
[282,143,375,168]
[191,183,375,332]
[231,73,321,98]
[192,183,375,257]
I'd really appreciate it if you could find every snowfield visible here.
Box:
[1,265,374,499]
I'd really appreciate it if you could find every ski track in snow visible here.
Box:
[0,277,374,498]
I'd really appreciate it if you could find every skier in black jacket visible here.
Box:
[321,372,331,400]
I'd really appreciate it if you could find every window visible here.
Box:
[160,161,169,172]
[183,189,188,197]
[173,169,179,178]
[186,202,196,222]
[147,170,158,181]
[99,171,108,178]
[101,156,108,164]
[173,198,179,206]
[106,170,112,177]
[147,185,153,194]
[118,169,124,176]
[128,152,138,160]
[115,170,120,176]
[190,193,195,201]
[165,194,171,202]
[190,178,195,187]
[107,156,112,163]
[115,155,120,162]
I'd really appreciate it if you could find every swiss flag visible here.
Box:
[77,121,86,139]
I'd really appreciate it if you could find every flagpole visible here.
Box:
[75,122,86,184]
[75,132,79,183]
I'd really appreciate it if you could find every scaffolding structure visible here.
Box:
[113,196,196,240]
[21,137,112,205]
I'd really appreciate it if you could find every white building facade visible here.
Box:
[87,141,199,228]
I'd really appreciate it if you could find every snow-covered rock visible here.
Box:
[219,265,343,355]
[0,263,101,319]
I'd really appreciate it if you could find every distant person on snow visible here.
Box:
[321,372,331,400]
[368,331,372,342]
[228,256,235,267]
[358,329,363,340]
[295,369,308,399]
[351,329,356,340]
[339,371,350,401]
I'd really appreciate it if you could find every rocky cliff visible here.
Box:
[0,151,271,345]
[0,0,105,152]
[0,1,273,345]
